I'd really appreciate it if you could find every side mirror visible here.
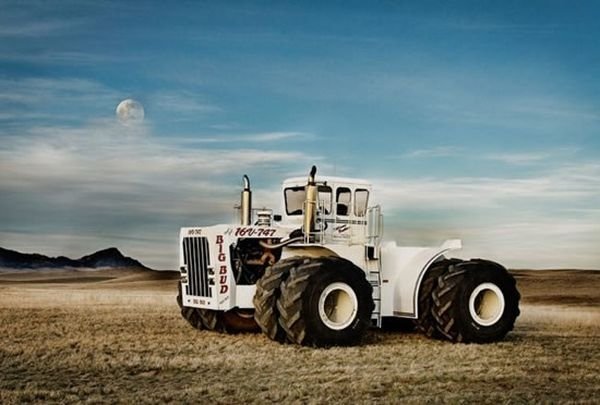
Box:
[273,214,282,222]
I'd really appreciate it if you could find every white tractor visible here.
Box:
[177,166,520,346]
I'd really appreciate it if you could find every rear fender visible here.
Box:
[380,239,462,318]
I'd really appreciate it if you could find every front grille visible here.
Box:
[182,236,212,297]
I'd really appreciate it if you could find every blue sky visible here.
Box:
[1,1,599,269]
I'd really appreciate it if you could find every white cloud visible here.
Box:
[171,131,314,144]
[1,120,598,269]
[464,220,600,269]
[152,91,221,117]
[401,146,580,166]
[0,77,120,107]
[402,146,462,158]
[483,152,552,165]
[371,163,600,268]
[0,20,76,37]
[509,98,600,122]
[481,148,578,165]
[0,51,131,66]
[242,132,310,142]
[0,122,311,194]
[0,120,321,268]
[373,165,600,211]
[1,118,598,269]
[386,218,600,269]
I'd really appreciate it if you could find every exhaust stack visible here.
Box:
[241,175,252,225]
[303,165,318,237]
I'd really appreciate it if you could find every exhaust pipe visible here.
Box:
[241,174,252,225]
[303,165,318,236]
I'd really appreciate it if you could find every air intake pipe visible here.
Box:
[241,175,252,225]
[303,165,318,237]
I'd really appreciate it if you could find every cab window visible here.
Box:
[336,187,351,216]
[318,186,332,215]
[284,187,305,215]
[354,189,369,217]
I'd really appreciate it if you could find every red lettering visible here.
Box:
[215,234,228,296]
[234,227,279,238]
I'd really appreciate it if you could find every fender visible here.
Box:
[281,244,368,272]
[380,239,462,318]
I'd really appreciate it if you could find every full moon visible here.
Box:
[116,99,144,124]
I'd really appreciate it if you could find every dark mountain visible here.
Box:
[0,246,150,270]
[78,247,147,268]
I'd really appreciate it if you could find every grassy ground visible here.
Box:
[1,269,598,403]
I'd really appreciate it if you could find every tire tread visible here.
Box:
[253,257,305,342]
[431,260,520,343]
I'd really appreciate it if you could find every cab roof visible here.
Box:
[282,176,372,188]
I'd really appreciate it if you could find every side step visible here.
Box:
[368,270,381,328]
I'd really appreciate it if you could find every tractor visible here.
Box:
[176,166,520,346]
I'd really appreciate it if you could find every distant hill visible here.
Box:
[0,247,151,270]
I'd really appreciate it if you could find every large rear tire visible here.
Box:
[277,256,374,347]
[414,258,462,338]
[432,260,520,343]
[253,257,304,342]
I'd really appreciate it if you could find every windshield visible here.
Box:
[284,185,333,216]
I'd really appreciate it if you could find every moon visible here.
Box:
[116,99,144,125]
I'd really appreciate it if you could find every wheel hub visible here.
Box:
[318,282,358,330]
[469,282,505,326]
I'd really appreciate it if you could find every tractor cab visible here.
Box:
[280,176,377,245]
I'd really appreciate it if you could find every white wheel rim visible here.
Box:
[469,283,505,326]
[318,282,358,330]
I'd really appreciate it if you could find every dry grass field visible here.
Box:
[1,268,598,403]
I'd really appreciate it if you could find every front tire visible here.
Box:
[277,257,374,347]
[177,282,257,333]
[432,260,520,343]
[198,308,226,332]
[177,282,205,330]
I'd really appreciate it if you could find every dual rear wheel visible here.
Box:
[254,256,374,347]
[417,258,520,343]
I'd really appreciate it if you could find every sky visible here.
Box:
[1,1,599,270]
